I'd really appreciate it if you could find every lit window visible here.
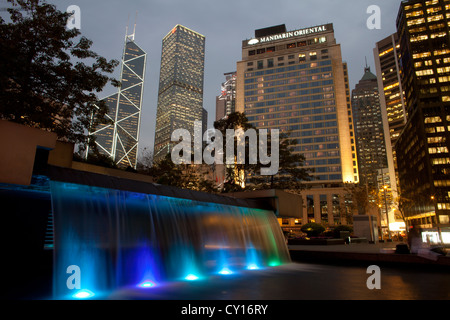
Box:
[429,146,449,154]
[407,18,425,26]
[434,49,450,56]
[416,69,434,76]
[406,10,423,18]
[413,52,431,59]
[425,0,439,6]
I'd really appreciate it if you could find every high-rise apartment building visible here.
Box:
[216,72,237,121]
[236,24,359,225]
[153,25,206,163]
[88,31,147,169]
[395,0,450,242]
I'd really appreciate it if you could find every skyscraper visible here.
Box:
[351,66,398,228]
[88,30,147,169]
[216,72,237,121]
[236,23,359,225]
[373,33,407,191]
[352,66,388,190]
[153,25,206,163]
[395,0,450,241]
[374,33,407,147]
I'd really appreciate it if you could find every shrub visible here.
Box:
[301,223,325,237]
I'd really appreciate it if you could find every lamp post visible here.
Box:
[383,185,392,241]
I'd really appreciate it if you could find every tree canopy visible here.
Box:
[0,0,119,150]
[214,112,312,192]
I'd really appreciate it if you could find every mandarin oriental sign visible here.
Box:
[247,25,328,45]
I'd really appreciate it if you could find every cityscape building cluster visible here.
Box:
[89,0,450,243]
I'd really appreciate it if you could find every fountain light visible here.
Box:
[72,289,95,299]
[138,280,156,288]
[247,264,259,270]
[218,268,233,275]
[184,274,199,281]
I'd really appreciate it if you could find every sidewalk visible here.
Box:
[288,241,450,268]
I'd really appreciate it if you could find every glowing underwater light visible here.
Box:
[184,274,199,281]
[218,268,233,275]
[247,264,260,270]
[268,260,281,267]
[72,289,95,299]
[138,280,156,288]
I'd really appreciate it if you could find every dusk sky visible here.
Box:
[7,0,402,155]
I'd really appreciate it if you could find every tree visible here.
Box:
[0,0,119,152]
[214,112,255,191]
[249,131,312,191]
[147,154,217,193]
[214,112,312,192]
[394,186,415,238]
[136,147,154,174]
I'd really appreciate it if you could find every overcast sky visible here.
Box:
[27,1,402,153]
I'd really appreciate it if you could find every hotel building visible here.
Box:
[395,0,450,243]
[236,24,359,225]
[153,25,206,163]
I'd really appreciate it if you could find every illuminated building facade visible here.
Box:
[236,24,359,225]
[352,66,398,228]
[352,66,388,189]
[216,72,237,121]
[374,33,407,148]
[395,0,450,241]
[153,25,206,163]
[88,32,147,169]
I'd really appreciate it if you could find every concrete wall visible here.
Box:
[0,120,57,186]
[225,189,302,219]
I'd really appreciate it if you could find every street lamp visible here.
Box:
[383,185,392,241]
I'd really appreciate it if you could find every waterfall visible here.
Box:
[50,180,290,299]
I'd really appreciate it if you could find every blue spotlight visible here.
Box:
[72,289,95,299]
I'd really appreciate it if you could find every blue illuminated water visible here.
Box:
[50,181,290,299]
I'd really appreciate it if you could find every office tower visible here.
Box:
[352,66,388,189]
[352,66,397,228]
[216,72,237,121]
[88,30,147,169]
[395,0,450,240]
[373,33,407,192]
[374,33,407,147]
[236,24,359,225]
[153,25,206,163]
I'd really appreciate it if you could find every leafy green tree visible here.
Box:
[0,0,119,152]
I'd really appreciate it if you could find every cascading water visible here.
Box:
[50,180,290,299]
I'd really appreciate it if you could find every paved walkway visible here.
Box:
[287,241,450,267]
[288,241,406,254]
